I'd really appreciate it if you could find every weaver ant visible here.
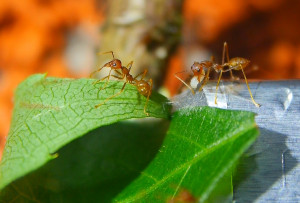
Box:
[90,51,153,116]
[168,189,196,203]
[175,42,260,107]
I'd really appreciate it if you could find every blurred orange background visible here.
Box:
[1,0,300,158]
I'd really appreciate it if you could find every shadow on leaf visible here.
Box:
[0,120,169,202]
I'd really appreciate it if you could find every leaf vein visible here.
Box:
[119,124,255,202]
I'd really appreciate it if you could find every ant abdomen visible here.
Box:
[227,57,250,70]
[136,81,151,96]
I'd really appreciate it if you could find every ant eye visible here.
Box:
[197,69,200,72]
[113,63,116,66]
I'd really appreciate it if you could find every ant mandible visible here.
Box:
[90,51,153,116]
[175,42,260,107]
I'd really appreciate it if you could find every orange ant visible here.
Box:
[90,51,153,116]
[168,189,197,203]
[175,42,260,107]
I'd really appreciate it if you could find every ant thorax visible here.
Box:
[212,64,222,72]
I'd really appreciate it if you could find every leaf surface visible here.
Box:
[114,107,259,202]
[0,74,170,190]
[0,121,169,202]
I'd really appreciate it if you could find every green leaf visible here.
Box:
[0,74,170,190]
[114,107,259,202]
[0,121,169,202]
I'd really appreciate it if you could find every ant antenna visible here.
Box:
[174,71,195,95]
[98,51,115,59]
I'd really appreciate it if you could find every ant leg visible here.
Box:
[222,42,236,80]
[225,42,230,63]
[114,70,123,76]
[174,71,195,94]
[127,61,133,72]
[198,67,211,92]
[93,75,110,85]
[134,69,148,80]
[92,71,123,85]
[140,69,148,80]
[100,69,126,88]
[93,69,125,87]
[240,67,261,107]
[222,42,228,65]
[90,65,106,78]
[110,75,124,80]
[95,81,127,108]
[215,70,223,105]
[92,68,112,85]
[144,79,153,116]
[98,51,115,59]
[99,69,112,90]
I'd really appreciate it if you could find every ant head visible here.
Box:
[191,61,212,75]
[105,59,122,69]
[190,62,201,75]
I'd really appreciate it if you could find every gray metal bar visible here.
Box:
[172,81,300,202]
